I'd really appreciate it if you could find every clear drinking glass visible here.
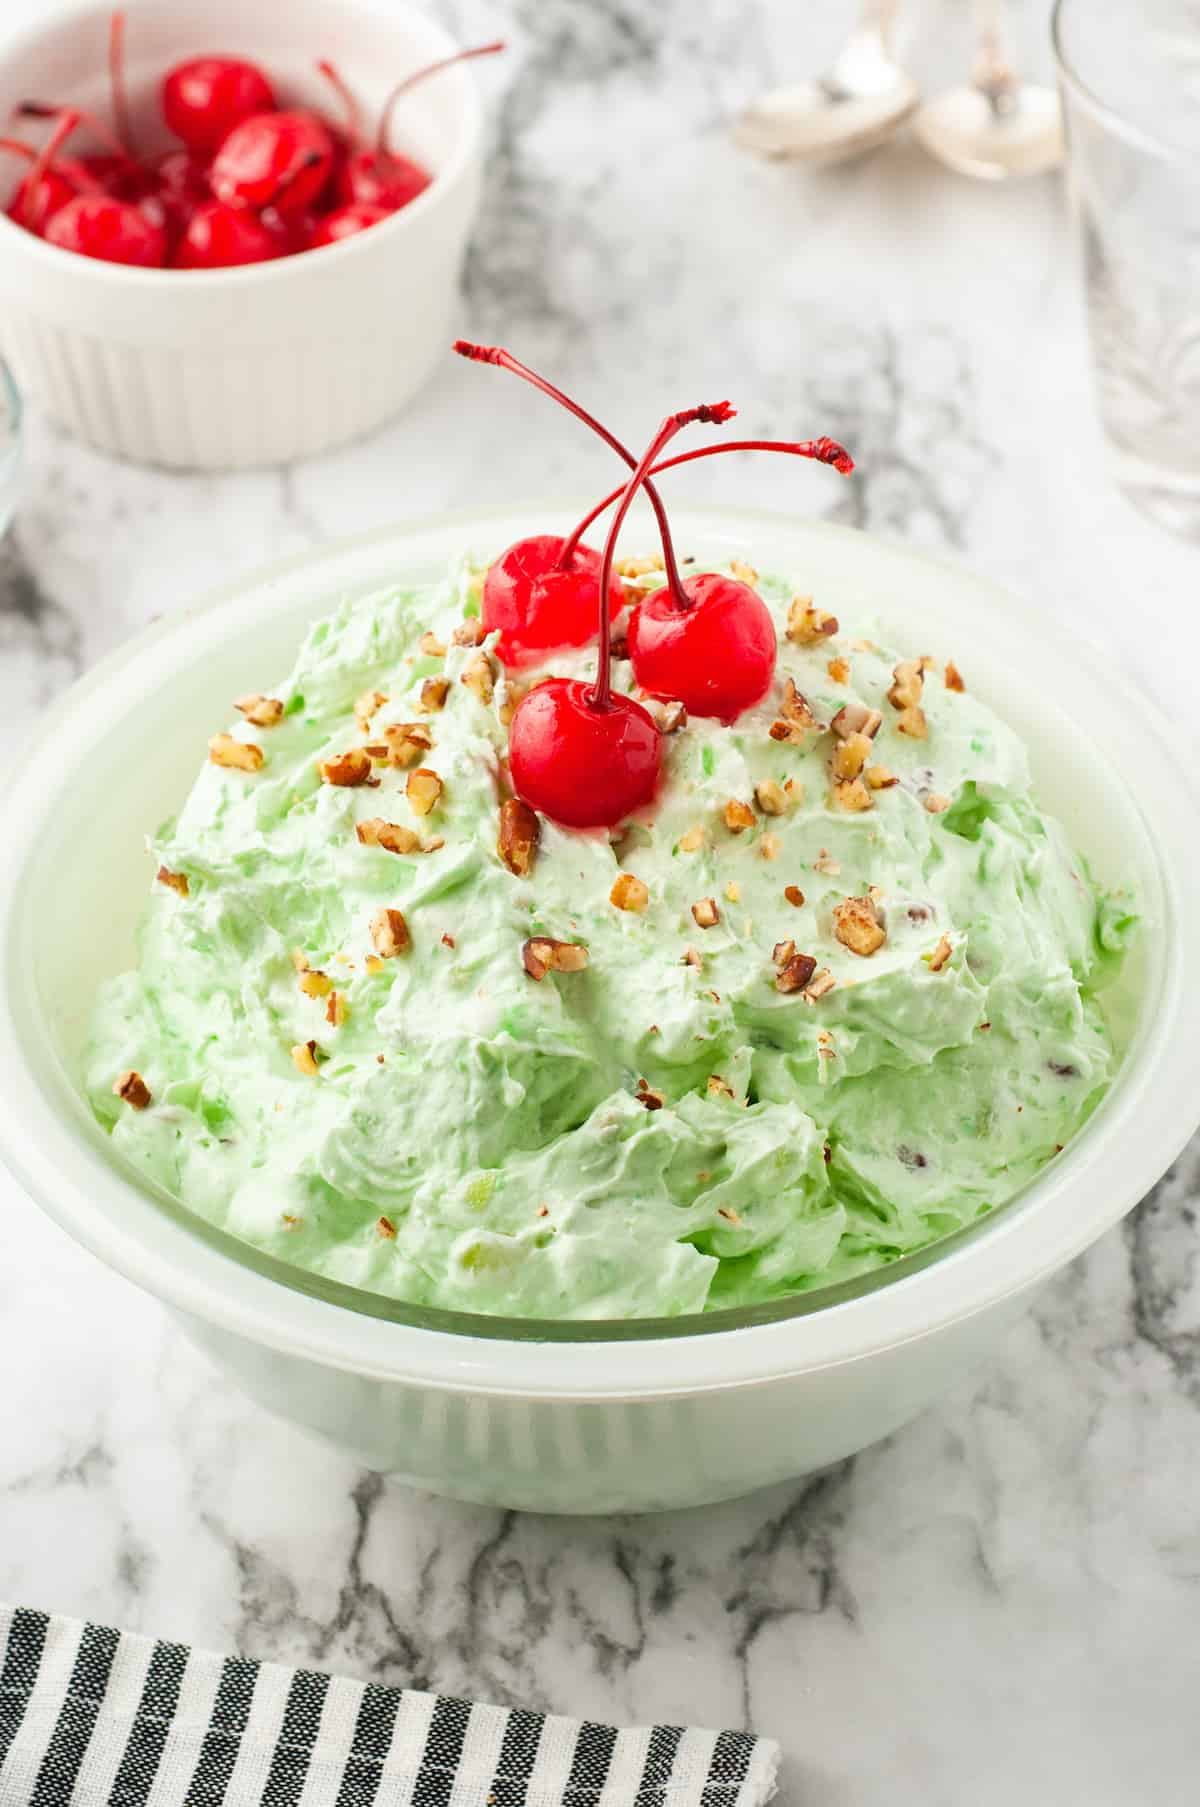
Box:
[1054,0,1200,538]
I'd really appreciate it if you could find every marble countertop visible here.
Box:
[2,2,1198,1801]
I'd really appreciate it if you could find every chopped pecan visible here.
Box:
[498,798,539,876]
[611,872,649,912]
[707,1074,735,1098]
[832,776,874,812]
[784,884,805,907]
[773,937,796,966]
[299,968,333,997]
[291,1041,321,1076]
[357,818,421,855]
[723,798,755,834]
[786,596,838,644]
[928,934,953,973]
[780,678,821,731]
[452,619,487,647]
[894,705,928,740]
[803,968,836,1002]
[354,689,388,730]
[725,880,741,903]
[156,866,189,897]
[209,733,264,772]
[754,778,788,816]
[924,792,951,814]
[833,894,887,957]
[812,850,840,875]
[235,693,284,727]
[831,731,873,781]
[406,767,443,816]
[617,554,664,578]
[319,748,372,787]
[776,952,818,994]
[888,659,926,711]
[461,651,495,704]
[691,897,720,929]
[865,764,899,790]
[827,656,851,685]
[831,701,882,741]
[418,677,450,713]
[498,678,530,727]
[382,722,433,768]
[657,700,687,734]
[681,947,703,969]
[678,825,706,852]
[636,1077,666,1110]
[419,631,447,657]
[759,833,781,860]
[113,1069,151,1109]
[944,660,965,692]
[325,991,347,1028]
[370,908,411,958]
[522,937,589,980]
[730,558,759,585]
[290,948,310,972]
[377,1214,397,1239]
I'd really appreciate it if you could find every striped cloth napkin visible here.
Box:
[0,1605,779,1806]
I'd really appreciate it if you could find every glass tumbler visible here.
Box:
[1054,0,1200,538]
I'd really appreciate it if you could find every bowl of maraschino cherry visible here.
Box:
[0,0,501,469]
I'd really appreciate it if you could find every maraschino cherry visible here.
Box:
[162,55,278,153]
[453,341,679,669]
[210,110,334,217]
[174,198,281,268]
[508,402,734,830]
[1,115,94,232]
[44,189,167,266]
[321,42,505,214]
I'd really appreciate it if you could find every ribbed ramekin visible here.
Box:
[0,0,483,470]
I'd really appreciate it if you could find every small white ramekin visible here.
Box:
[1,506,1197,1514]
[0,0,484,469]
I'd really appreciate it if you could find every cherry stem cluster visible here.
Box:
[18,109,82,226]
[565,435,854,551]
[18,101,139,174]
[109,10,135,155]
[377,41,505,158]
[453,340,695,608]
[315,60,365,146]
[592,402,734,709]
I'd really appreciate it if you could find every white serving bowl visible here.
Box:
[1,506,1197,1514]
[0,0,484,469]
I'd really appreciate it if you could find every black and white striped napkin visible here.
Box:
[0,1605,779,1806]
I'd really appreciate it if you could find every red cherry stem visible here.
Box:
[14,108,82,227]
[453,340,693,606]
[315,60,365,147]
[17,102,142,178]
[592,402,735,709]
[563,435,855,555]
[378,41,505,158]
[109,9,136,156]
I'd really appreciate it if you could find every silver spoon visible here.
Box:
[734,0,919,166]
[912,1,1063,180]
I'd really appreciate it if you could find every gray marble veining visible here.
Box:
[2,2,1199,1802]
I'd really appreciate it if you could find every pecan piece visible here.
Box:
[827,656,851,685]
[370,908,410,958]
[406,767,443,816]
[928,934,953,973]
[290,1041,322,1076]
[113,1069,151,1109]
[461,652,495,704]
[759,833,781,860]
[299,968,333,997]
[209,733,264,772]
[235,693,284,727]
[452,619,487,647]
[707,1074,735,1098]
[156,866,189,897]
[418,677,450,713]
[611,872,649,912]
[723,798,755,834]
[865,764,899,790]
[497,798,539,876]
[377,1214,397,1239]
[691,897,720,929]
[357,818,421,855]
[522,937,589,980]
[786,596,839,644]
[319,748,372,787]
[325,991,347,1028]
[784,884,805,907]
[888,659,926,711]
[382,723,433,768]
[944,660,965,692]
[730,558,759,584]
[924,792,952,814]
[831,731,873,781]
[831,701,882,741]
[894,705,928,740]
[776,952,817,994]
[754,778,788,816]
[833,894,887,957]
[354,689,388,730]
[803,968,836,1002]
[832,776,874,812]
[657,700,688,734]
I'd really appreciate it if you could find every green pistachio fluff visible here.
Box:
[86,558,1135,1320]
